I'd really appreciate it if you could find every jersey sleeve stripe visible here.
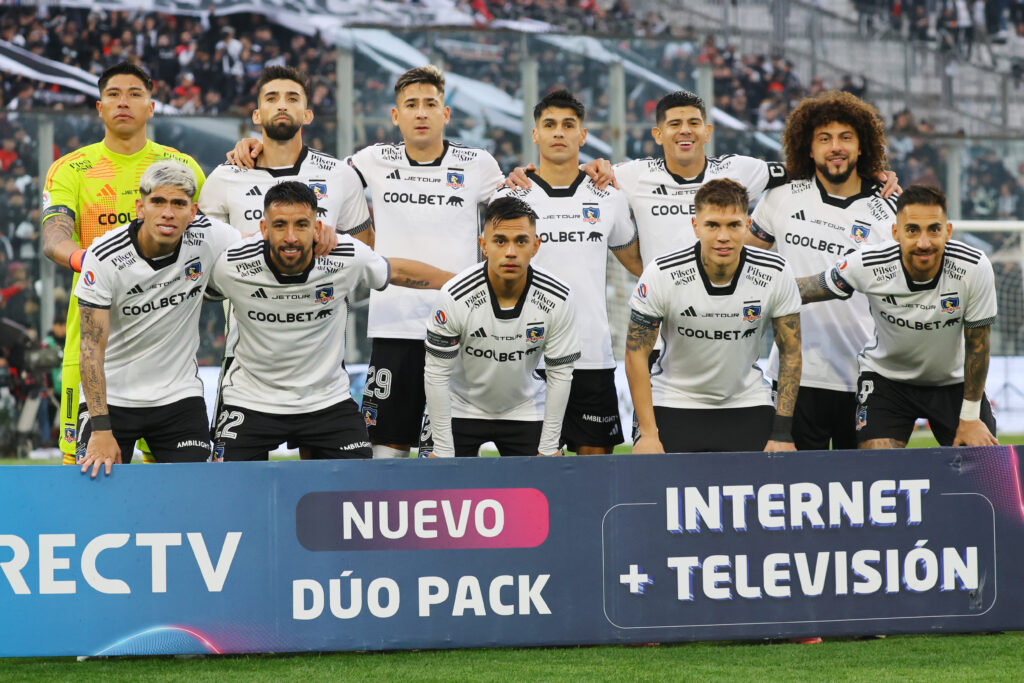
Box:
[545,351,581,366]
[345,217,372,235]
[531,280,570,301]
[965,316,995,329]
[77,298,110,310]
[744,256,785,272]
[92,236,132,261]
[425,345,459,360]
[451,273,487,300]
[226,245,265,261]
[655,247,697,269]
[609,233,638,251]
[532,272,570,296]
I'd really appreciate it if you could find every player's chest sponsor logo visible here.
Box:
[247,308,333,323]
[867,197,891,223]
[676,324,758,341]
[381,190,450,206]
[943,259,967,281]
[649,201,695,216]
[744,265,773,288]
[308,155,337,172]
[121,285,202,316]
[184,260,203,281]
[463,290,487,310]
[384,168,443,184]
[742,301,762,322]
[530,289,556,313]
[446,168,465,189]
[783,231,854,256]
[871,262,900,282]
[539,229,600,244]
[112,252,137,271]
[235,261,265,276]
[669,267,697,285]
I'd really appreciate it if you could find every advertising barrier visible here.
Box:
[1,446,1022,656]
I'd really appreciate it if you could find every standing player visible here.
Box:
[208,182,452,461]
[42,62,206,465]
[491,90,641,455]
[424,197,580,458]
[744,91,896,450]
[625,179,802,453]
[797,185,998,448]
[75,162,238,478]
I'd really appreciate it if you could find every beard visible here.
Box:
[263,118,302,141]
[815,158,856,186]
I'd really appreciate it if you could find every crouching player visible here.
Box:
[423,197,580,457]
[76,161,238,477]
[208,181,452,460]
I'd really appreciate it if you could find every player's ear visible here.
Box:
[891,222,898,240]
[531,127,539,146]
[945,222,953,239]
[650,126,662,145]
[442,106,451,125]
[579,127,587,146]
[531,233,541,257]
[704,123,713,139]
[259,219,269,239]
[391,107,399,127]
[146,99,155,121]
[303,107,314,125]
[691,216,698,237]
[188,202,198,222]
[478,234,487,257]
[252,107,262,126]
[135,197,145,220]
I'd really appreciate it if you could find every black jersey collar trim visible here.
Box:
[263,239,316,284]
[527,169,587,197]
[484,262,532,319]
[661,154,707,185]
[694,241,746,296]
[815,174,878,209]
[406,140,450,167]
[128,219,184,270]
[255,145,309,178]
[900,248,943,292]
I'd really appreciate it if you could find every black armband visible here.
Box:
[629,309,662,330]
[91,414,112,432]
[750,221,775,243]
[41,205,75,223]
[770,414,793,443]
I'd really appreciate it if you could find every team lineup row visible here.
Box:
[37,61,997,474]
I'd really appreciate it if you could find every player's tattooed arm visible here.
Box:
[41,212,81,270]
[387,258,455,289]
[772,313,801,418]
[625,311,665,454]
[79,306,110,420]
[796,273,841,304]
[963,324,991,402]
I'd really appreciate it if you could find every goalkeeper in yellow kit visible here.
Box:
[41,63,205,464]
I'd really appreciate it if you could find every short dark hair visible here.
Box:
[484,196,538,229]
[255,65,309,103]
[895,184,947,216]
[98,62,153,98]
[394,65,445,99]
[655,90,706,124]
[264,181,317,214]
[533,89,585,122]
[694,178,748,214]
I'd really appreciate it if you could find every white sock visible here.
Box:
[372,445,409,459]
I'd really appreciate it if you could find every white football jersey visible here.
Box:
[823,239,997,386]
[630,244,801,409]
[198,146,371,236]
[208,235,390,413]
[349,140,504,339]
[615,154,788,266]
[74,216,239,408]
[424,263,580,421]
[752,177,896,392]
[491,171,636,369]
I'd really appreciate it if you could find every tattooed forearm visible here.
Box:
[963,325,990,402]
[625,313,660,353]
[41,213,77,266]
[773,313,802,417]
[79,306,110,417]
[796,273,839,304]
[400,278,430,288]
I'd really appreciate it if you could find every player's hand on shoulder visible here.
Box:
[633,433,665,455]
[80,431,122,479]
[765,440,797,452]
[952,420,999,447]
[505,164,536,190]
[582,158,618,191]
[227,138,262,169]
[877,170,901,199]
[314,224,338,257]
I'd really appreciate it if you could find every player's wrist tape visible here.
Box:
[960,399,982,422]
[770,414,794,443]
[90,414,112,432]
[69,249,85,273]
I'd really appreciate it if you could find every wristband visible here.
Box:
[69,249,85,273]
[960,399,982,422]
[90,414,112,432]
[770,414,794,443]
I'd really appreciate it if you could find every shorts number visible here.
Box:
[215,409,245,440]
[858,379,875,404]
[366,366,392,400]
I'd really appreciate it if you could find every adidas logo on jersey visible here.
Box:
[791,210,806,220]
[386,169,401,180]
[681,306,696,317]
[882,295,898,305]
[126,284,144,296]
[653,185,668,195]
[250,287,269,299]
[471,327,487,338]
[246,186,262,197]
[96,184,117,198]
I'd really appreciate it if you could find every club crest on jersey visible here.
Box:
[184,260,203,281]
[850,223,871,243]
[446,170,465,189]
[64,426,76,444]
[940,295,961,313]
[362,403,378,426]
[525,325,544,343]
[582,206,601,224]
[856,406,867,430]
[743,304,762,322]
[83,271,96,286]
[637,283,648,299]
[434,309,448,326]
[308,182,328,200]
[314,286,334,305]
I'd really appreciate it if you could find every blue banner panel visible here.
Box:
[1,447,1023,656]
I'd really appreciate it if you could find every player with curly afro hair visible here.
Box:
[782,90,888,183]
